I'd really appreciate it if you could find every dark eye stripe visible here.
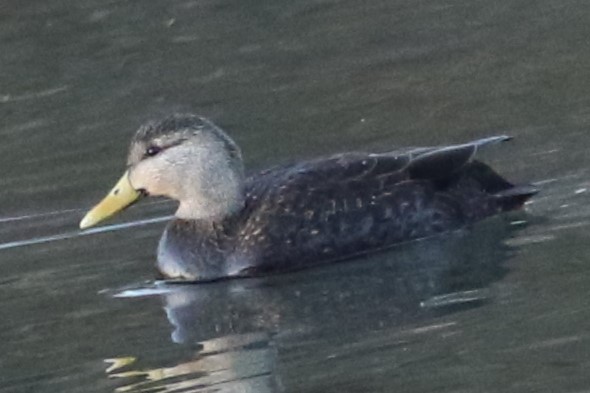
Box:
[142,138,187,159]
[145,145,162,157]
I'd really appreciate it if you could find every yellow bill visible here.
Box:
[80,171,142,229]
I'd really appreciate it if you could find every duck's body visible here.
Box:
[80,115,537,281]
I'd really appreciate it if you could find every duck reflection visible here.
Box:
[106,331,280,392]
[106,217,525,392]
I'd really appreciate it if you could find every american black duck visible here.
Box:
[80,114,537,281]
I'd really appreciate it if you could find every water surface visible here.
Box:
[2,0,590,392]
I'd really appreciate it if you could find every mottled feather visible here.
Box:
[159,136,536,280]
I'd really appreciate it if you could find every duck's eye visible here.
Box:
[145,145,162,157]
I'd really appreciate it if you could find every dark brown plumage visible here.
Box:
[152,124,537,281]
[80,114,537,281]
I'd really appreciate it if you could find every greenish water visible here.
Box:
[2,0,590,392]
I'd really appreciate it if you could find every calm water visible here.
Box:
[2,0,590,392]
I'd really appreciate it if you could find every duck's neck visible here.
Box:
[169,134,246,222]
[174,182,245,222]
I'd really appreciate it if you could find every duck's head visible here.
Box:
[80,114,245,229]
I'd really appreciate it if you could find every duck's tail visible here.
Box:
[458,160,539,212]
[493,184,539,211]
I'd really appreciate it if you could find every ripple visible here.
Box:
[0,215,173,251]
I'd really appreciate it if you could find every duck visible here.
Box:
[80,114,537,281]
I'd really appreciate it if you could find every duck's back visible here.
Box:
[232,136,536,275]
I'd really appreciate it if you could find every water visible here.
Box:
[2,0,590,391]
